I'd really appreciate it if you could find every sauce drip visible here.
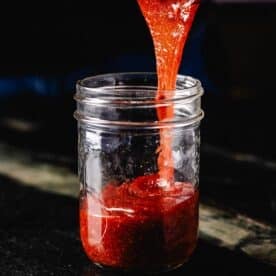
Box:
[137,0,200,182]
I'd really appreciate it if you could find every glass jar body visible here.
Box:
[75,73,203,273]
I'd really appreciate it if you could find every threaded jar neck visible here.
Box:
[74,72,204,130]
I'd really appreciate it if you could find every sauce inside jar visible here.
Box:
[80,174,199,270]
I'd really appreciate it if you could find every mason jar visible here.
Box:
[74,72,204,273]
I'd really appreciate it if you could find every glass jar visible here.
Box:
[74,73,204,273]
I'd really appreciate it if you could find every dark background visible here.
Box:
[0,0,276,274]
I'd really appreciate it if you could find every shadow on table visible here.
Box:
[0,174,275,275]
[82,242,275,276]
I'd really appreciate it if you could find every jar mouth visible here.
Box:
[74,72,204,130]
[75,72,203,105]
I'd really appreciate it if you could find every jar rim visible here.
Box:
[75,72,203,105]
[74,72,204,130]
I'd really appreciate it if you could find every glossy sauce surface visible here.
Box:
[80,174,199,269]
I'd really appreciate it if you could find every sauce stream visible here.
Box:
[137,0,200,182]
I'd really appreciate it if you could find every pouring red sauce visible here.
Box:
[80,0,200,271]
[138,0,200,181]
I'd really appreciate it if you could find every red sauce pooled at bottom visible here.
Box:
[80,174,199,270]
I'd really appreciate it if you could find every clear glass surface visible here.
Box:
[74,72,204,273]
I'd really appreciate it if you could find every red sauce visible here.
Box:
[137,0,200,181]
[80,0,200,271]
[80,174,199,270]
